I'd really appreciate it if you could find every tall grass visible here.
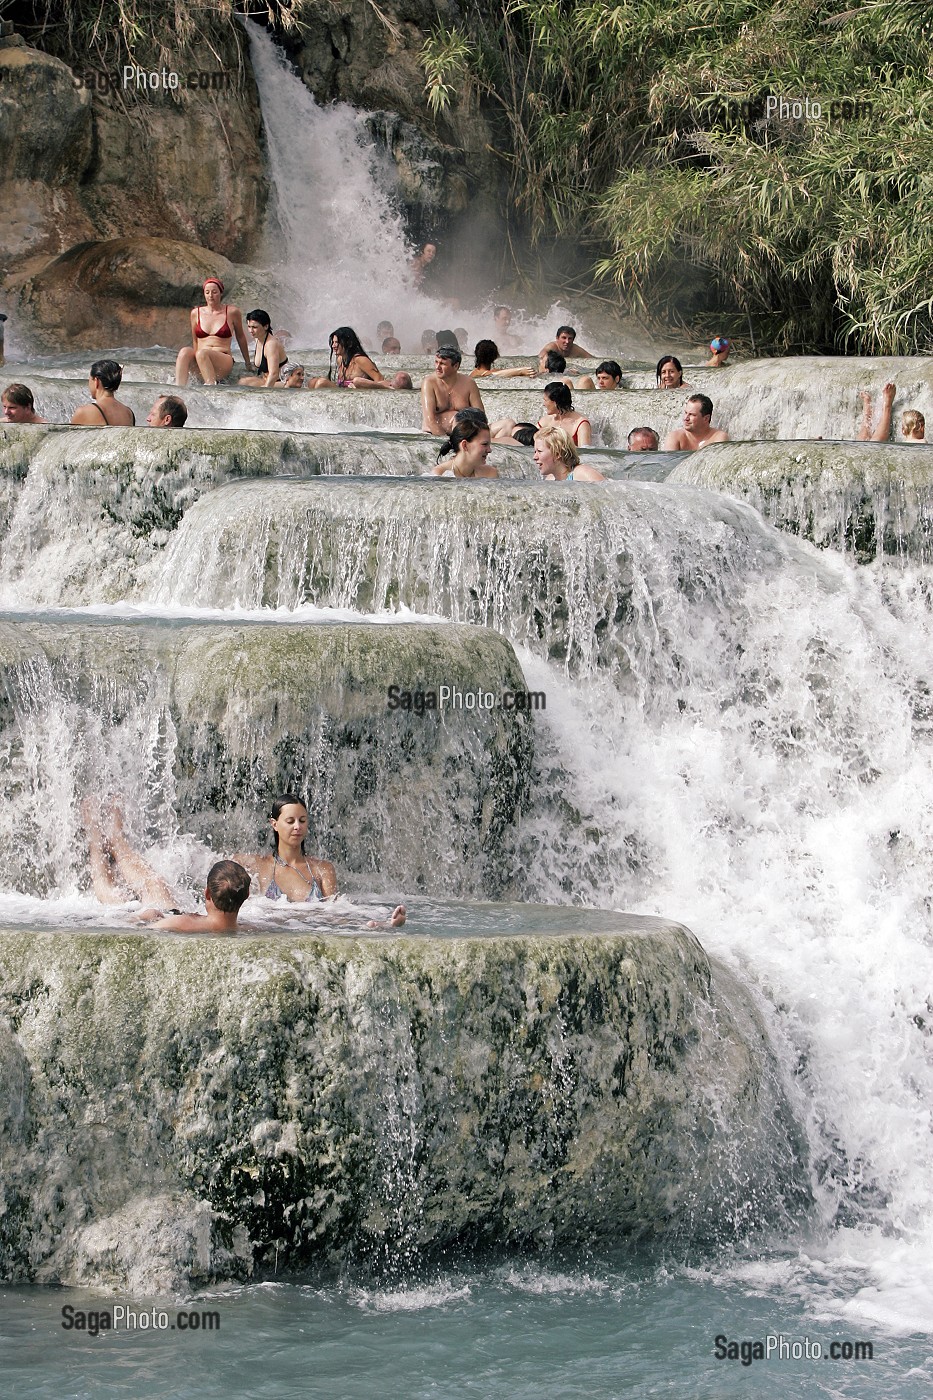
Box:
[423,0,933,352]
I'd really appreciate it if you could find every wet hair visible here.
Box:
[269,792,309,854]
[544,351,567,374]
[421,329,437,350]
[206,860,252,913]
[246,309,272,328]
[90,359,123,392]
[281,363,304,383]
[627,426,659,449]
[328,326,367,381]
[687,393,714,419]
[656,355,684,386]
[2,382,35,409]
[436,344,462,367]
[474,339,499,370]
[535,424,580,470]
[512,422,537,447]
[382,337,401,354]
[902,409,925,437]
[436,329,460,350]
[436,414,489,463]
[155,395,188,427]
[596,360,623,383]
[543,381,573,413]
[555,325,576,340]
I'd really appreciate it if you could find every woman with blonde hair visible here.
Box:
[533,424,605,481]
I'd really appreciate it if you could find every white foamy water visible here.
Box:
[243,21,589,356]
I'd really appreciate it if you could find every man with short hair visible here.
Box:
[663,394,729,451]
[538,325,593,366]
[493,305,519,350]
[2,382,46,423]
[421,345,485,435]
[627,426,660,451]
[146,394,188,428]
[382,336,402,355]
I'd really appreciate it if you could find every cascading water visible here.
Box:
[242,21,585,353]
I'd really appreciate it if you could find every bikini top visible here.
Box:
[195,306,232,339]
[87,401,136,426]
[264,853,324,902]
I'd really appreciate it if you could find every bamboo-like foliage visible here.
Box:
[422,0,933,352]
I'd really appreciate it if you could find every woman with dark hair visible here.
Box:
[310,326,399,390]
[174,277,250,386]
[239,309,289,388]
[71,360,136,426]
[469,340,535,380]
[536,381,591,445]
[656,355,689,389]
[430,415,498,478]
[234,793,406,925]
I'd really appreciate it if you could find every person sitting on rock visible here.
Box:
[175,277,250,387]
[71,360,135,427]
[239,309,290,389]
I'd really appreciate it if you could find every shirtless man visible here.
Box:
[662,394,729,450]
[537,325,594,367]
[83,797,251,933]
[493,305,520,351]
[421,345,485,435]
[71,360,136,427]
[2,382,46,423]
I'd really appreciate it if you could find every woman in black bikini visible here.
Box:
[234,794,407,924]
[174,276,250,387]
[71,360,136,427]
[239,309,289,388]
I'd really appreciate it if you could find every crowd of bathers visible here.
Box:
[6,275,926,458]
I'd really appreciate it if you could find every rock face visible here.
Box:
[16,238,235,350]
[0,22,267,333]
[0,917,810,1291]
[286,0,500,235]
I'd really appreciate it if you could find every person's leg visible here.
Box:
[82,798,128,904]
[195,347,233,386]
[175,348,197,387]
[103,805,178,907]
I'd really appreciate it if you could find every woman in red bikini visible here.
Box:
[174,277,250,386]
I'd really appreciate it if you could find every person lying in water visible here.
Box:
[233,793,407,927]
[83,797,250,933]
